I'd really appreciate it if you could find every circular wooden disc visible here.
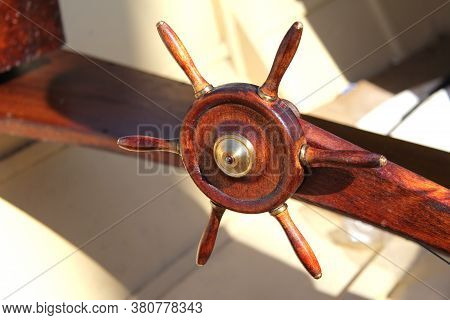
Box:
[181,83,305,213]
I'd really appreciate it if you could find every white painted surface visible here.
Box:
[391,87,450,152]
[358,85,450,152]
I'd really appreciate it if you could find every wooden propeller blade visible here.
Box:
[196,202,226,266]
[295,119,450,253]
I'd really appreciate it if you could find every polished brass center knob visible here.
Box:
[213,134,255,178]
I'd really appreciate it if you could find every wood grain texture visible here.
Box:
[196,202,226,266]
[259,22,302,100]
[157,21,211,96]
[180,83,306,213]
[0,50,186,167]
[301,115,449,188]
[0,50,448,253]
[295,118,450,253]
[0,0,64,73]
[117,135,180,154]
[304,146,385,168]
[272,204,321,279]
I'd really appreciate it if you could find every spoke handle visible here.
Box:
[271,204,322,279]
[157,21,212,98]
[301,145,387,168]
[258,22,303,101]
[117,135,180,155]
[196,202,226,266]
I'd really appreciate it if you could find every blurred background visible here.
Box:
[0,0,449,299]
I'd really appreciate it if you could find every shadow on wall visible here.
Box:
[0,146,358,299]
[302,0,450,84]
[58,0,225,85]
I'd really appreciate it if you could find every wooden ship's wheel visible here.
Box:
[0,1,448,282]
[118,21,388,279]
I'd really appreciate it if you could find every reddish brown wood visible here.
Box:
[295,119,450,253]
[180,83,306,213]
[0,43,447,260]
[259,22,302,100]
[304,146,385,168]
[157,21,211,96]
[0,50,185,167]
[196,202,226,266]
[0,0,64,73]
[272,205,321,279]
[117,135,180,154]
[1,50,445,184]
[302,114,449,188]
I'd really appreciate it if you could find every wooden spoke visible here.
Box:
[270,204,322,279]
[196,202,226,266]
[301,145,386,168]
[157,21,212,98]
[258,22,303,101]
[117,135,180,155]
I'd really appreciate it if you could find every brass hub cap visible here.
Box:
[213,134,255,178]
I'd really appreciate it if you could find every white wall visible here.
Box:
[58,0,227,84]
[58,0,450,112]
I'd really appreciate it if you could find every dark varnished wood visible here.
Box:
[157,21,211,96]
[117,135,180,154]
[302,114,449,188]
[259,22,302,100]
[180,83,306,213]
[272,204,321,279]
[304,146,385,168]
[1,50,448,255]
[196,202,226,266]
[0,0,64,73]
[1,28,448,277]
[295,119,450,253]
[1,51,445,186]
[0,50,186,167]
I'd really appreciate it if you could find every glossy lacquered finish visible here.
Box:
[0,0,64,73]
[259,22,303,101]
[116,20,391,279]
[0,4,445,279]
[1,51,448,256]
[157,21,212,97]
[302,145,386,168]
[295,119,450,253]
[117,136,180,155]
[180,83,306,213]
[196,202,226,266]
[271,204,322,279]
